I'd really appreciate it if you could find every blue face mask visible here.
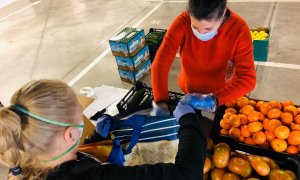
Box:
[192,28,218,41]
[191,15,225,42]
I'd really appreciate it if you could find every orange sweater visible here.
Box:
[151,10,256,106]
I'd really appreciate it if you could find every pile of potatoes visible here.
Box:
[203,140,296,180]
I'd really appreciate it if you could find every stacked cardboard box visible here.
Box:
[109,27,151,84]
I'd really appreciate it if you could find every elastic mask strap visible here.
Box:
[11,105,83,128]
[41,139,80,163]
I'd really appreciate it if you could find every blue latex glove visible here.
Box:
[151,101,170,116]
[173,102,195,122]
[95,115,112,138]
[181,93,217,112]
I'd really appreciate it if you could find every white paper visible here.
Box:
[83,85,128,121]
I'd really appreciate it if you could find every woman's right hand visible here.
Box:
[151,101,170,116]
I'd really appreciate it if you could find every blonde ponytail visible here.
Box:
[0,108,22,168]
[0,79,79,179]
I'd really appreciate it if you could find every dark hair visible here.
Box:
[187,0,227,20]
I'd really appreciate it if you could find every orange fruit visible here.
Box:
[274,126,290,139]
[271,138,288,152]
[248,111,260,122]
[286,145,299,154]
[284,105,298,116]
[253,131,266,145]
[249,100,257,108]
[225,101,237,108]
[265,131,276,142]
[288,131,300,145]
[260,103,272,115]
[238,114,248,125]
[239,136,245,142]
[248,122,263,133]
[225,108,237,114]
[244,137,256,146]
[282,100,295,108]
[263,118,270,130]
[294,115,300,124]
[256,101,265,111]
[237,96,249,107]
[268,109,282,119]
[220,119,231,130]
[220,128,229,135]
[297,107,300,115]
[269,101,282,110]
[229,127,240,140]
[223,112,232,119]
[240,105,254,115]
[241,125,251,138]
[228,114,241,128]
[291,123,300,131]
[258,112,265,121]
[281,112,293,125]
[268,119,282,133]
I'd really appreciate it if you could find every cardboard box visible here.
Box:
[118,59,151,84]
[109,27,146,58]
[115,45,150,71]
[77,95,95,145]
[251,27,270,62]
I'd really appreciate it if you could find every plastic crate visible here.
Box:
[210,104,300,162]
[116,81,183,117]
[251,27,270,62]
[145,28,167,62]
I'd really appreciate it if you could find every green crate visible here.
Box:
[251,27,270,62]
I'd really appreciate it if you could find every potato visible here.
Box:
[203,156,212,174]
[250,156,270,176]
[211,168,226,180]
[213,143,230,168]
[228,157,252,177]
[268,169,294,180]
[222,172,241,180]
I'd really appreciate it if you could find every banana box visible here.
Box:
[118,60,151,84]
[115,45,150,71]
[109,27,146,58]
[251,27,270,62]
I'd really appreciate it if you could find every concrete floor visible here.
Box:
[1,0,300,178]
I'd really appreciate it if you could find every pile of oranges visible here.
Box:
[220,97,300,154]
[204,141,296,180]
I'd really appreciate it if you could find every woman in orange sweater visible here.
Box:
[151,0,256,115]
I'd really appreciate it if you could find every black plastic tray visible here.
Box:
[116,81,183,117]
[210,105,300,162]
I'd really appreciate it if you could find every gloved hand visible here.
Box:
[150,101,170,116]
[180,93,218,112]
[173,102,195,122]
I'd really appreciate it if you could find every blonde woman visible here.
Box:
[0,79,207,180]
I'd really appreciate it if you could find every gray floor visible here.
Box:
[1,0,300,178]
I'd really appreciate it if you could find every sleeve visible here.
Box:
[214,24,256,105]
[151,13,186,103]
[88,114,207,180]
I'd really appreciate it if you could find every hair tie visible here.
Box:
[10,166,22,176]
